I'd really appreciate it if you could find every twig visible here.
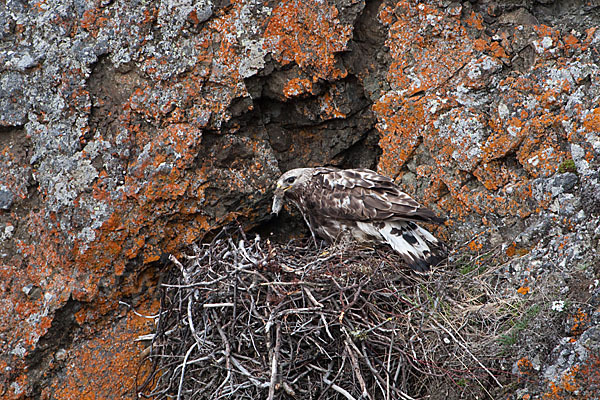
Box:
[322,377,357,400]
[344,339,371,400]
[386,328,394,400]
[304,287,324,307]
[312,362,355,400]
[281,381,297,398]
[258,281,324,287]
[170,254,190,284]
[118,301,160,320]
[230,356,268,388]
[297,206,318,248]
[187,296,201,347]
[434,320,503,388]
[215,312,232,395]
[202,303,234,308]
[361,342,416,400]
[267,323,281,400]
[176,342,198,400]
[140,225,517,400]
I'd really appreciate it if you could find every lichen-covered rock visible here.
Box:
[0,0,367,397]
[372,1,600,396]
[0,0,599,398]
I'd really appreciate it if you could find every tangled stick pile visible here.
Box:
[137,227,520,399]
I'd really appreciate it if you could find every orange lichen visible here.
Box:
[488,41,509,59]
[473,160,513,191]
[464,11,484,31]
[468,239,483,251]
[383,1,473,92]
[264,0,351,80]
[322,85,350,119]
[543,355,600,399]
[570,308,589,336]
[582,107,600,132]
[544,366,581,399]
[375,95,424,177]
[283,78,315,98]
[517,357,534,375]
[378,5,394,26]
[517,286,530,295]
[49,298,158,400]
[372,0,593,241]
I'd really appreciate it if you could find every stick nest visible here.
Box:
[137,226,518,399]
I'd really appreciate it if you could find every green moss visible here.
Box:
[458,260,488,275]
[498,304,541,348]
[558,159,577,174]
[458,263,476,275]
[498,332,518,346]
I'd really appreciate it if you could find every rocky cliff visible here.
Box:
[0,0,598,398]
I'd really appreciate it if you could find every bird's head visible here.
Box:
[272,168,313,215]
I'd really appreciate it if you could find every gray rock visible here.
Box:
[581,175,600,215]
[498,8,539,26]
[0,72,27,126]
[0,189,14,210]
[553,172,578,194]
[579,326,600,353]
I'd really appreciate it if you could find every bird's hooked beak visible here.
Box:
[274,181,292,196]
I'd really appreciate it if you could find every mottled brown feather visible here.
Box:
[273,167,447,272]
[302,168,442,224]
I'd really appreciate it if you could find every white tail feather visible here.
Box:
[358,220,444,272]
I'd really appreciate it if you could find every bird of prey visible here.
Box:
[272,167,446,272]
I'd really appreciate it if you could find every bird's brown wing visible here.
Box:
[308,168,444,224]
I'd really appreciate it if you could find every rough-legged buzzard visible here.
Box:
[272,167,446,272]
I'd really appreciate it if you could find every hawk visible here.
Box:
[272,167,446,272]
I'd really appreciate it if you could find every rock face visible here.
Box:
[0,0,598,398]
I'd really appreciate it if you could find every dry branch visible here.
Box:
[137,226,519,399]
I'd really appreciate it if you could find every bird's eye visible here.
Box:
[286,176,296,184]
